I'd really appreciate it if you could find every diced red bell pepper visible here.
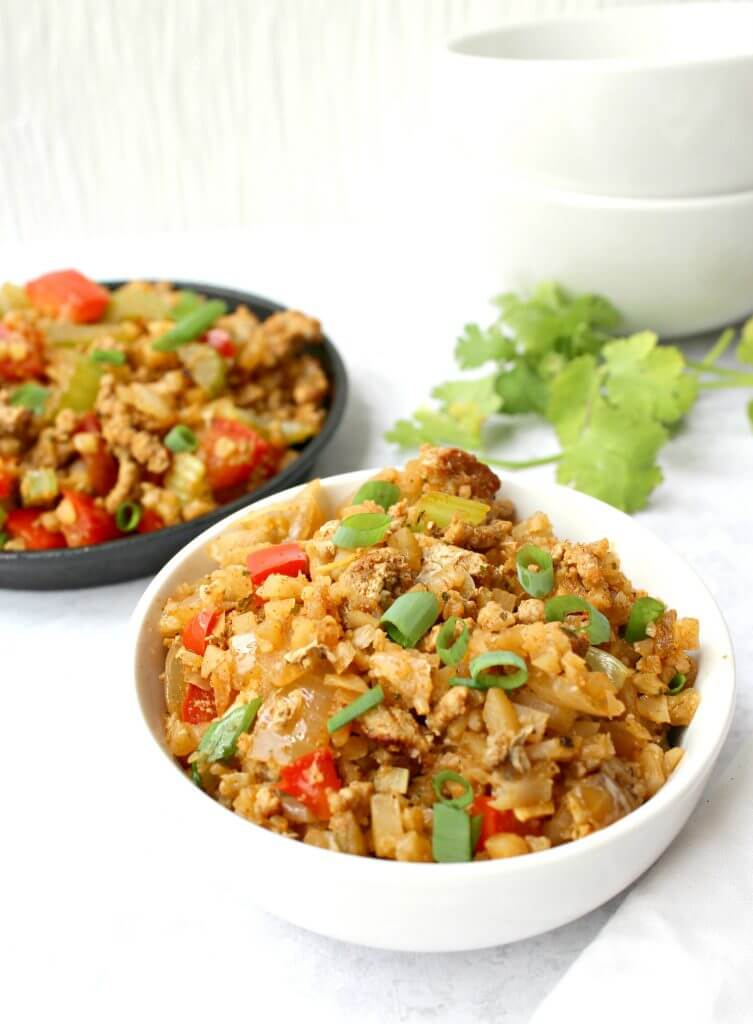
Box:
[205,328,236,358]
[471,795,540,851]
[57,491,120,548]
[0,322,45,381]
[246,542,309,586]
[81,438,118,497]
[181,683,217,724]
[5,508,66,550]
[76,412,101,434]
[279,747,341,820]
[26,270,109,323]
[181,608,219,656]
[200,417,270,493]
[0,469,17,500]
[136,508,165,534]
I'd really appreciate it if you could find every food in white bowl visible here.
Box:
[131,448,734,951]
[442,2,753,198]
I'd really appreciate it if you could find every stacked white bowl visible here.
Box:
[440,3,753,336]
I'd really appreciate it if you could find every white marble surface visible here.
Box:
[2,228,750,1023]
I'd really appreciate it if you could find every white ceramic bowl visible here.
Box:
[442,3,753,199]
[131,470,735,951]
[451,179,753,338]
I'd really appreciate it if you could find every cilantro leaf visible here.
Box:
[547,355,600,445]
[385,409,480,450]
[556,402,667,513]
[602,332,698,425]
[496,361,550,415]
[455,323,514,369]
[748,398,753,431]
[737,318,753,365]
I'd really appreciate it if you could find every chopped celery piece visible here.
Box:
[104,285,171,322]
[20,468,59,507]
[413,490,489,530]
[46,322,129,345]
[165,452,207,504]
[179,343,226,397]
[58,359,103,412]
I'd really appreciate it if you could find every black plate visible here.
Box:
[0,280,348,591]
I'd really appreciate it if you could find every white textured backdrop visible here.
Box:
[1,0,704,242]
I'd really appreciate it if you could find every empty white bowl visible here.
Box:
[442,3,753,198]
[131,470,734,951]
[452,179,753,337]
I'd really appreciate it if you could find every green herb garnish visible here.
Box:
[386,282,753,512]
[625,597,665,643]
[115,500,142,533]
[195,698,262,764]
[164,424,198,453]
[333,512,391,549]
[545,595,611,645]
[9,383,49,415]
[436,617,470,667]
[450,650,528,691]
[90,349,126,365]
[327,686,384,734]
[153,299,227,351]
[351,480,401,511]
[515,544,554,598]
[668,673,687,694]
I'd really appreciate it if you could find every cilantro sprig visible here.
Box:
[386,282,753,513]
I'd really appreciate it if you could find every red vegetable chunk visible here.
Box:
[279,748,341,820]
[57,491,120,548]
[201,417,270,493]
[181,683,217,724]
[182,608,219,656]
[246,542,309,586]
[137,508,165,534]
[471,795,539,851]
[206,328,236,358]
[26,269,109,323]
[5,508,66,550]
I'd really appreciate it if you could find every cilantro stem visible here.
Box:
[698,328,735,367]
[687,361,750,377]
[481,453,561,470]
[697,375,753,390]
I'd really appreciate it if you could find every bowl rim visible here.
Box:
[0,278,348,569]
[447,2,753,73]
[131,466,736,883]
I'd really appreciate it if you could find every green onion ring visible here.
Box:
[9,382,49,415]
[153,299,227,351]
[327,686,384,734]
[333,512,391,550]
[625,597,665,643]
[164,423,198,453]
[351,480,401,511]
[380,591,440,649]
[195,698,262,764]
[432,803,473,863]
[515,544,554,598]
[545,595,611,645]
[450,650,529,691]
[432,770,474,809]
[436,617,470,667]
[668,672,687,694]
[115,500,142,533]
[90,349,126,365]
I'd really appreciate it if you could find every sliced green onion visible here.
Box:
[414,490,489,530]
[153,299,227,351]
[333,512,391,550]
[436,617,470,667]
[451,650,528,691]
[90,349,126,366]
[432,770,473,809]
[115,500,142,533]
[191,763,203,789]
[585,646,630,686]
[516,544,554,598]
[170,289,203,320]
[164,424,198,453]
[545,595,611,645]
[352,480,401,511]
[327,686,384,734]
[668,672,687,694]
[432,803,473,863]
[381,591,440,648]
[195,698,262,764]
[625,597,665,643]
[9,382,49,415]
[0,531,7,548]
